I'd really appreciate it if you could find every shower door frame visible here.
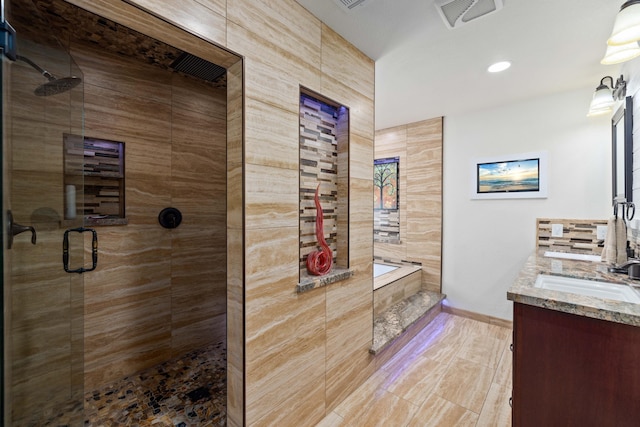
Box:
[1,0,87,424]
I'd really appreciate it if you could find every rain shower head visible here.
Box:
[34,75,81,96]
[16,55,81,96]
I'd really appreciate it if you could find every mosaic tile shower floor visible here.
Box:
[83,341,226,426]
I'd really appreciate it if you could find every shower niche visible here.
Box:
[64,134,127,225]
[298,89,352,292]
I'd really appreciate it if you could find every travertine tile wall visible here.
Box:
[374,118,444,293]
[67,1,374,425]
[71,42,228,389]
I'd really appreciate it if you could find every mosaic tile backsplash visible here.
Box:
[536,218,608,254]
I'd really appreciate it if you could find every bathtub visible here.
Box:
[373,262,399,278]
[373,261,423,315]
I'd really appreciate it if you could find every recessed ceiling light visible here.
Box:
[488,61,511,73]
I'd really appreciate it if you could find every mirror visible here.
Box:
[612,96,633,204]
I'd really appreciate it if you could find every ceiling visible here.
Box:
[295,0,624,130]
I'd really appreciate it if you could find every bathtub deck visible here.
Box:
[374,264,421,290]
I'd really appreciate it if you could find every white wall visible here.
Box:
[442,87,612,320]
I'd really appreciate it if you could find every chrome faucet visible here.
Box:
[608,258,640,274]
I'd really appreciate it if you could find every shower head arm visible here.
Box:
[16,55,56,81]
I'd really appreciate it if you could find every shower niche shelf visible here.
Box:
[64,134,128,226]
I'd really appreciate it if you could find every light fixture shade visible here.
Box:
[587,85,615,117]
[608,1,640,46]
[587,105,614,117]
[601,40,640,64]
[590,86,614,109]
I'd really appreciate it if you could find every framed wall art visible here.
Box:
[471,151,548,199]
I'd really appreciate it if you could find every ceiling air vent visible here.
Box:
[435,0,503,29]
[332,0,371,13]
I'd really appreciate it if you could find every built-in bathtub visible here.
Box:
[373,262,422,315]
[371,261,444,355]
[374,262,399,278]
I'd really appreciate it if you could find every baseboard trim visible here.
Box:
[441,303,513,329]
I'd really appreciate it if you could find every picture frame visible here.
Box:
[471,151,548,199]
[374,157,399,210]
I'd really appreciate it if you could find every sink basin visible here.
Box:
[544,251,601,262]
[534,274,640,303]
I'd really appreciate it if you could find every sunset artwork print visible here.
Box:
[477,158,540,193]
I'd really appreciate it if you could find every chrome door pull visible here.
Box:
[7,210,36,249]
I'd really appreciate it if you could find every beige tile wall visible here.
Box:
[374,118,444,293]
[66,1,375,425]
[72,41,228,388]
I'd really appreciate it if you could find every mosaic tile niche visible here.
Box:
[299,91,349,283]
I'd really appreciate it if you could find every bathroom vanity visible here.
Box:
[507,252,640,427]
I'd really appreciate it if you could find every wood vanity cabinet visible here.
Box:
[512,302,640,427]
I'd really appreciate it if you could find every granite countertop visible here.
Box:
[507,250,640,327]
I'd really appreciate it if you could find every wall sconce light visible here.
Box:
[601,40,640,64]
[587,75,627,117]
[608,1,640,46]
[602,1,640,64]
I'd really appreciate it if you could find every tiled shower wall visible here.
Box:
[70,1,375,425]
[74,40,228,389]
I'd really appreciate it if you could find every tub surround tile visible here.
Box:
[374,269,423,315]
[371,290,445,354]
[374,117,443,293]
[374,263,422,291]
[507,250,640,326]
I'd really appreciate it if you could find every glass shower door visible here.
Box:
[1,0,85,425]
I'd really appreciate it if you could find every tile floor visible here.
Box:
[316,312,513,427]
[34,312,509,427]
[82,341,226,426]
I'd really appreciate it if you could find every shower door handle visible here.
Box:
[7,210,36,249]
[63,227,98,273]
